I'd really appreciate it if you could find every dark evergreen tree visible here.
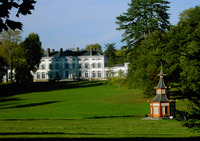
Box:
[116,0,170,49]
[104,43,117,67]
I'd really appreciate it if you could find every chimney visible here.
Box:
[47,48,50,57]
[90,47,93,56]
[60,48,63,56]
[77,47,79,56]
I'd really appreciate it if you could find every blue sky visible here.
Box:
[16,0,200,51]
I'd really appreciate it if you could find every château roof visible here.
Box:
[43,50,103,57]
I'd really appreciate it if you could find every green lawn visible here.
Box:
[0,81,199,138]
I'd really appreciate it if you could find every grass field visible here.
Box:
[0,81,199,139]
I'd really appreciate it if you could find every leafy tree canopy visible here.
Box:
[0,0,36,32]
[0,29,22,81]
[20,33,43,72]
[85,43,103,54]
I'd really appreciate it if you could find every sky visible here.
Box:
[13,0,200,51]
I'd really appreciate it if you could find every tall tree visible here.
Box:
[115,49,126,64]
[116,0,170,49]
[85,43,103,54]
[177,6,200,124]
[104,43,117,67]
[0,0,36,32]
[16,33,43,82]
[0,29,21,81]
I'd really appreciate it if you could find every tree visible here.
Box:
[0,56,7,83]
[176,6,200,125]
[13,45,29,82]
[0,29,22,81]
[126,30,169,89]
[85,43,103,54]
[15,33,43,82]
[107,69,126,90]
[104,43,117,67]
[116,0,170,49]
[115,49,126,64]
[0,0,36,32]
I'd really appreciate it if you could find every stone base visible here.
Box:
[142,116,174,120]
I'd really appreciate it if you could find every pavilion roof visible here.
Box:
[151,94,170,102]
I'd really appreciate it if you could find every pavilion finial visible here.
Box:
[161,62,163,71]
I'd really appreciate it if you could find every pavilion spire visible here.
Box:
[156,62,167,89]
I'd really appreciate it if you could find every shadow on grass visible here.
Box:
[0,81,103,108]
[0,101,60,110]
[0,137,199,141]
[0,81,103,98]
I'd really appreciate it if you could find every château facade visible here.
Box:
[34,48,128,82]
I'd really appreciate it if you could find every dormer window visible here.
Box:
[162,89,166,94]
[157,89,161,94]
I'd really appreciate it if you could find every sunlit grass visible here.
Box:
[0,81,198,138]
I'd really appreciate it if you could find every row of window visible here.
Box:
[36,71,102,79]
[40,63,102,70]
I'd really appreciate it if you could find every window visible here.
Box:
[66,71,69,78]
[154,107,159,115]
[92,71,96,78]
[162,107,168,115]
[98,63,101,68]
[157,89,161,94]
[66,64,68,69]
[79,71,81,78]
[98,71,101,77]
[55,63,59,69]
[41,64,45,69]
[73,64,75,69]
[85,63,88,68]
[85,71,88,78]
[37,72,40,79]
[42,72,45,79]
[92,63,95,68]
[79,64,82,68]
